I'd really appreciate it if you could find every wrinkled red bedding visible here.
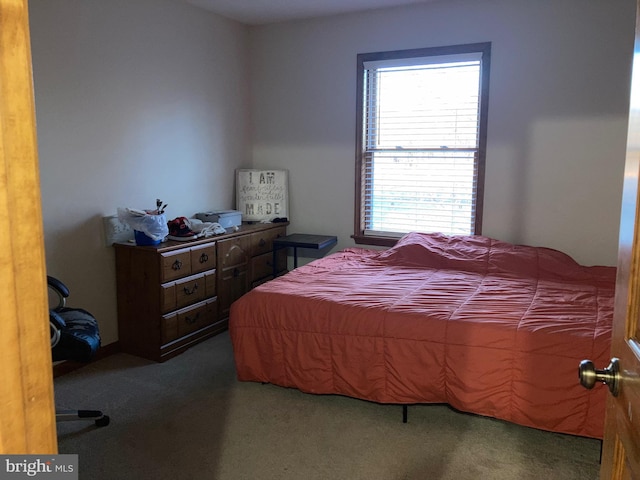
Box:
[229,232,616,438]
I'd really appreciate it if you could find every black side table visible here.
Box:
[272,233,338,277]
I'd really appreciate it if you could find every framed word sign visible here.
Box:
[236,169,289,222]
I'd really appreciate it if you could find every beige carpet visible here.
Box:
[54,331,601,480]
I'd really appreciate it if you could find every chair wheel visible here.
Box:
[95,416,110,427]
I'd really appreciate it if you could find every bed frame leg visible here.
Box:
[402,405,408,423]
[599,439,603,464]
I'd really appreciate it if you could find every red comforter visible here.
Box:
[229,232,616,438]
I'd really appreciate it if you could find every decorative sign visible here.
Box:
[236,169,289,222]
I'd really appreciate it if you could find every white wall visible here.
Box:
[29,0,250,345]
[248,0,635,267]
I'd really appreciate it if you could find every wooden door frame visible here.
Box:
[0,0,57,454]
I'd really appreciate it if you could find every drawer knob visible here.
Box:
[185,313,200,325]
[172,260,183,271]
[259,239,266,247]
[199,253,208,264]
[184,283,199,295]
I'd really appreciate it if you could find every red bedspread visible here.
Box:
[229,232,616,438]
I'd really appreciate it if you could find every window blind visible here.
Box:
[361,55,483,237]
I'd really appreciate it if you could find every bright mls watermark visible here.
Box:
[0,455,78,479]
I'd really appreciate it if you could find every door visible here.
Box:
[0,0,57,453]
[590,1,640,477]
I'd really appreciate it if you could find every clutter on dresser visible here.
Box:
[195,210,242,229]
[167,217,198,241]
[167,216,228,241]
[189,218,226,237]
[116,199,238,246]
[117,205,168,246]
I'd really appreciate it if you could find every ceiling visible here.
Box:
[181,0,438,26]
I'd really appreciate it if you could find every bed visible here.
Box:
[229,232,616,439]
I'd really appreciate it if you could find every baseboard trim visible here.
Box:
[53,341,121,378]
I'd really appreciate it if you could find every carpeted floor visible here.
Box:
[54,331,601,479]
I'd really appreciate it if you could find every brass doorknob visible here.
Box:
[579,358,620,397]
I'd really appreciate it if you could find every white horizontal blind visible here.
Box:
[362,56,482,236]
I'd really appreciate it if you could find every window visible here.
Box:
[354,43,491,246]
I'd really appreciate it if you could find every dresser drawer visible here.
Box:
[250,249,287,283]
[161,312,178,344]
[250,226,287,256]
[161,250,192,282]
[191,243,216,274]
[205,270,216,297]
[250,253,272,282]
[175,273,206,309]
[160,283,177,313]
[161,271,216,313]
[177,299,217,337]
[161,298,217,344]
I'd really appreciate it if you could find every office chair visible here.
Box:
[49,275,110,427]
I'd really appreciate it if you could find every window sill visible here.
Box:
[351,234,399,248]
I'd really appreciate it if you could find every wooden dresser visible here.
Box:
[114,222,287,362]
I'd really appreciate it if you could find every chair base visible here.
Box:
[56,409,110,427]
